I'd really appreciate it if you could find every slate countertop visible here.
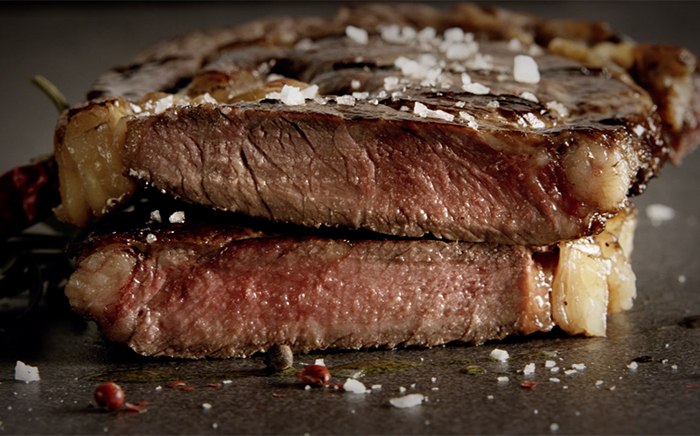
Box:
[1,2,699,434]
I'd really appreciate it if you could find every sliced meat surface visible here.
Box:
[65,222,554,358]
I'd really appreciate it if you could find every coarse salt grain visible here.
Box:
[550,423,559,432]
[646,204,675,226]
[549,378,560,383]
[336,95,356,106]
[265,85,306,106]
[633,125,646,136]
[169,211,185,224]
[550,367,560,373]
[490,348,509,362]
[314,358,325,367]
[497,376,509,383]
[343,378,368,394]
[487,100,500,109]
[150,210,162,223]
[389,393,424,409]
[546,101,569,117]
[523,363,536,375]
[513,55,540,84]
[520,91,539,103]
[595,380,604,386]
[679,275,687,283]
[371,384,382,390]
[154,95,174,114]
[444,27,465,43]
[507,38,523,52]
[14,361,40,383]
[459,112,478,129]
[545,360,556,368]
[627,362,639,370]
[462,82,490,95]
[572,363,586,371]
[350,80,361,90]
[399,386,407,393]
[521,112,545,129]
[564,369,577,375]
[146,233,157,244]
[345,25,368,45]
[446,42,478,60]
[202,403,212,410]
[413,102,454,122]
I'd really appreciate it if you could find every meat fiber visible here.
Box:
[64,203,636,359]
[53,3,700,245]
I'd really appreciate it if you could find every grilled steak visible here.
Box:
[54,2,699,245]
[64,202,635,359]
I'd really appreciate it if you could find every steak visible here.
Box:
[54,2,700,245]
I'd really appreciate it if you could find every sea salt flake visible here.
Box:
[459,112,478,129]
[549,378,560,383]
[572,363,586,371]
[352,91,369,100]
[343,378,368,394]
[513,55,540,84]
[521,112,545,129]
[486,100,500,109]
[520,91,539,103]
[383,76,400,91]
[169,211,185,224]
[336,95,356,106]
[646,204,675,226]
[546,101,569,117]
[300,85,318,99]
[633,125,646,136]
[523,363,536,375]
[490,348,509,362]
[507,38,523,52]
[564,369,577,375]
[150,210,162,223]
[14,361,40,383]
[201,93,217,104]
[497,376,509,383]
[390,393,424,409]
[627,361,639,370]
[462,82,490,95]
[413,102,454,122]
[345,25,368,45]
[154,95,174,114]
[545,360,556,368]
[265,85,306,106]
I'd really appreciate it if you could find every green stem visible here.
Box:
[31,75,69,113]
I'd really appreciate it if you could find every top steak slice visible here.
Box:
[53,3,700,245]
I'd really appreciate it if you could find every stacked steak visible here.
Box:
[58,3,699,358]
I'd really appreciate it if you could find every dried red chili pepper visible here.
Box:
[296,365,331,387]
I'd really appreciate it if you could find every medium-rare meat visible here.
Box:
[53,2,700,245]
[64,203,636,359]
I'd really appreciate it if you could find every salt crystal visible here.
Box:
[521,112,545,129]
[431,387,439,391]
[455,101,466,108]
[572,363,586,371]
[486,100,500,109]
[528,44,544,56]
[523,363,536,375]
[294,38,314,51]
[490,348,509,362]
[201,93,217,104]
[487,395,494,400]
[222,380,233,384]
[679,275,687,283]
[549,378,560,383]
[595,380,604,386]
[14,361,40,383]
[150,210,162,223]
[444,27,465,43]
[550,423,559,432]
[545,360,556,368]
[154,95,174,114]
[265,85,306,106]
[300,85,318,100]
[413,102,455,122]
[371,384,382,390]
[672,364,678,370]
[336,95,356,106]
[431,377,437,383]
[513,55,540,84]
[646,204,675,226]
[314,358,325,367]
[507,38,523,52]
[546,101,569,117]
[351,79,361,90]
[202,403,212,410]
[352,91,369,100]
[381,24,403,44]
[633,125,646,136]
[343,378,368,394]
[399,386,407,393]
[129,103,142,114]
[564,369,577,375]
[627,362,639,370]
[383,76,400,91]
[446,42,478,60]
[462,82,490,95]
[520,92,539,103]
[497,376,509,383]
[169,211,185,224]
[146,233,157,244]
[459,112,478,129]
[389,393,424,409]
[417,27,437,42]
[345,25,368,45]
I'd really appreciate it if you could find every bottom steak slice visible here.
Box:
[65,208,635,359]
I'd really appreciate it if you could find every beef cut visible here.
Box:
[54,2,700,245]
[64,202,636,359]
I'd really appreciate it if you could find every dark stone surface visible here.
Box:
[1,2,699,434]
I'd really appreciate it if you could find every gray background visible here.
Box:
[1,2,699,435]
